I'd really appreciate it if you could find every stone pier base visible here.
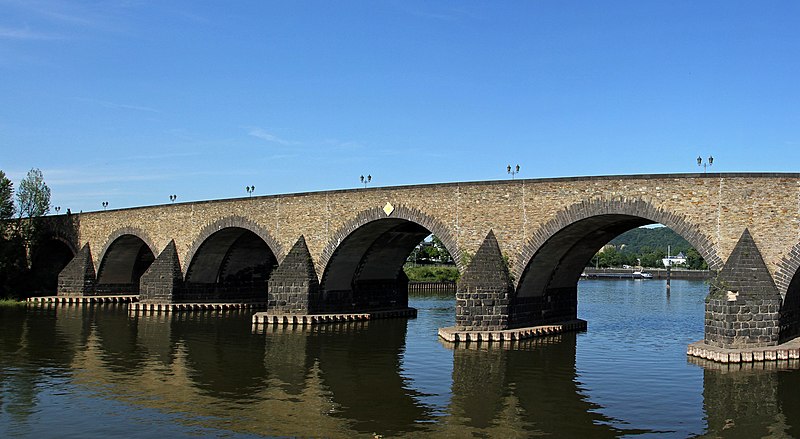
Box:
[687,338,800,363]
[252,307,417,325]
[130,301,265,314]
[438,319,587,343]
[27,295,138,304]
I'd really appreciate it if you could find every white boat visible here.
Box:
[632,270,653,279]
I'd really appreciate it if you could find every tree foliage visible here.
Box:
[591,226,708,269]
[409,234,453,264]
[0,168,59,299]
[0,169,26,298]
[17,168,50,218]
[0,170,13,220]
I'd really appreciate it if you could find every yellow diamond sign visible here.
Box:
[383,202,394,216]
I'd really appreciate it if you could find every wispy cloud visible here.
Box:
[1,0,123,30]
[0,25,62,40]
[76,97,161,114]
[248,128,299,146]
[323,139,365,151]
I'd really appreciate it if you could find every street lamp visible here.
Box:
[54,206,61,214]
[697,155,713,173]
[360,174,372,188]
[102,201,108,210]
[169,194,177,203]
[246,185,255,197]
[507,164,520,179]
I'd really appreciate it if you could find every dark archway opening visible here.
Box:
[96,235,156,295]
[184,228,277,302]
[30,239,75,295]
[779,269,800,343]
[515,215,708,329]
[320,219,435,313]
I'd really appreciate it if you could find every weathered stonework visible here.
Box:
[139,240,184,303]
[29,173,800,342]
[267,236,320,314]
[455,231,512,331]
[57,243,96,296]
[705,229,782,348]
[42,173,800,285]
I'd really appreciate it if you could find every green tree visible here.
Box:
[0,170,13,221]
[17,168,50,219]
[15,168,51,267]
[0,170,25,298]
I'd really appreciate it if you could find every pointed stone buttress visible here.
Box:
[267,236,321,314]
[455,230,513,331]
[139,240,184,303]
[705,228,782,349]
[57,243,96,296]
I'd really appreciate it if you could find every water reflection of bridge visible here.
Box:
[2,306,798,437]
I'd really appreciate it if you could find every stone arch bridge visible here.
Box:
[35,173,800,349]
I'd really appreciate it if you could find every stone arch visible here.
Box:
[506,197,722,327]
[184,215,284,275]
[29,234,77,295]
[319,204,462,275]
[775,241,800,342]
[515,197,723,288]
[775,241,800,298]
[182,216,282,302]
[96,227,158,269]
[317,205,460,313]
[95,227,158,294]
[31,232,78,262]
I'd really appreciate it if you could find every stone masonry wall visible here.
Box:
[39,173,800,296]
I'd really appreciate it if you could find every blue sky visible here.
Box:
[2,1,798,213]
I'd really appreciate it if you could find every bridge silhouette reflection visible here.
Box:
[1,304,799,437]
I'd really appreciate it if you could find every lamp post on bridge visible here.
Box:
[697,155,713,173]
[246,185,255,197]
[360,174,372,188]
[169,194,177,203]
[54,206,60,215]
[102,201,108,210]
[507,164,520,179]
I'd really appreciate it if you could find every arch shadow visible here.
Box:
[512,198,721,327]
[183,217,281,302]
[30,236,76,295]
[96,227,158,295]
[318,206,460,313]
[184,216,284,274]
[775,240,800,342]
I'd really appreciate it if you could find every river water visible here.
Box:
[1,279,798,438]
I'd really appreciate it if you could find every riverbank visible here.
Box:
[582,267,713,280]
[0,298,25,307]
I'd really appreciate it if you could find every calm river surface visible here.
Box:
[2,279,798,438]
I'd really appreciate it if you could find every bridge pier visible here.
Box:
[690,229,789,362]
[139,240,184,303]
[267,236,321,314]
[57,243,96,296]
[454,231,511,331]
